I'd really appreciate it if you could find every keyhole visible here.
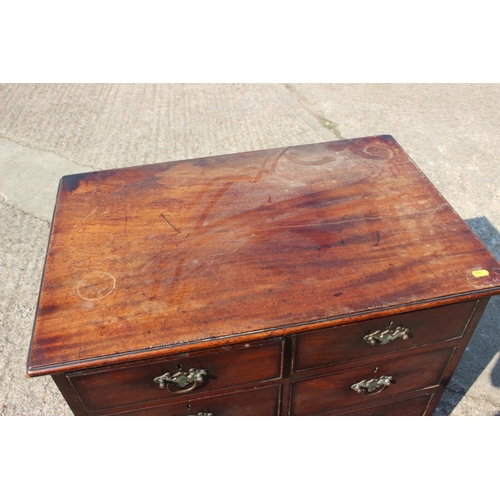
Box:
[177,364,182,370]
[374,367,378,373]
[186,404,191,410]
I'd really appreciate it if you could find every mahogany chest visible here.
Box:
[27,135,500,415]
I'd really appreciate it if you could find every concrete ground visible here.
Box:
[1,83,499,416]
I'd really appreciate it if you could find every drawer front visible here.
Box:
[290,346,455,415]
[294,301,475,372]
[68,339,283,412]
[333,392,435,416]
[111,385,281,416]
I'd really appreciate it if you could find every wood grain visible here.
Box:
[68,338,282,412]
[110,385,281,416]
[290,346,456,415]
[28,135,500,376]
[294,300,476,371]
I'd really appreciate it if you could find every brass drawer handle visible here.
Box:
[154,368,207,394]
[351,375,393,395]
[363,322,410,346]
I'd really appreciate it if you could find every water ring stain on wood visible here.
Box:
[76,271,116,301]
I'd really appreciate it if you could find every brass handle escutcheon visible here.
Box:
[351,375,393,395]
[363,322,410,346]
[154,368,207,394]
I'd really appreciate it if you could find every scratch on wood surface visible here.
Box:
[160,213,181,233]
[315,304,335,316]
[248,146,292,184]
[83,206,98,221]
[208,267,223,283]
[276,217,382,230]
[209,247,240,257]
[270,146,291,174]
[93,180,124,195]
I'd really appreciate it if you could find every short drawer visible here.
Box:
[333,392,435,416]
[68,338,283,412]
[294,301,475,372]
[290,346,455,415]
[111,385,281,416]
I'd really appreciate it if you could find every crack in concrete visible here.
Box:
[316,116,344,140]
[0,135,98,221]
[0,134,96,171]
[0,198,51,226]
[283,84,344,140]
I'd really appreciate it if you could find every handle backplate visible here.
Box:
[351,375,393,395]
[154,368,207,394]
[364,322,410,346]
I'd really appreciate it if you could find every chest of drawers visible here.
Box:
[27,135,500,415]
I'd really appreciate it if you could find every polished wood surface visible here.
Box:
[68,338,282,412]
[110,385,281,416]
[294,300,476,371]
[290,345,456,415]
[28,135,500,376]
[334,392,435,416]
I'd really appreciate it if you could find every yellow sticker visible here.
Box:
[472,270,489,278]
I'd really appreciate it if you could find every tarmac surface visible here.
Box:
[1,83,499,416]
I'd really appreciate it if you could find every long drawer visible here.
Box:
[294,301,475,372]
[290,346,455,415]
[111,385,281,416]
[68,338,283,412]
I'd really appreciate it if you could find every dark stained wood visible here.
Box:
[27,136,500,416]
[109,385,281,416]
[294,300,476,371]
[27,135,500,376]
[290,345,456,415]
[423,297,490,416]
[278,336,294,416]
[51,374,87,416]
[67,338,283,412]
[333,392,436,416]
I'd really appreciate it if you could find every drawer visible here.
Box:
[294,301,475,372]
[68,339,283,412]
[110,385,281,416]
[333,392,435,416]
[290,346,455,415]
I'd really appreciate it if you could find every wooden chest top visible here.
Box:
[27,135,500,375]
